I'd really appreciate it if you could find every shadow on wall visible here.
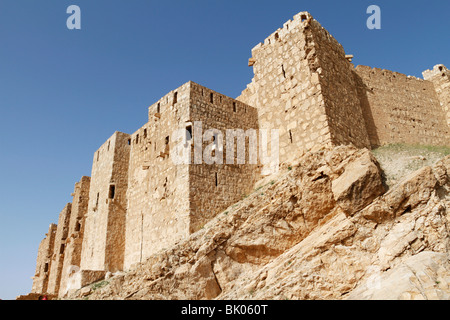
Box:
[353,71,380,148]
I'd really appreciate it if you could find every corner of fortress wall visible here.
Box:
[30,11,450,298]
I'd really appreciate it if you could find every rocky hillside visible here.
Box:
[68,145,450,300]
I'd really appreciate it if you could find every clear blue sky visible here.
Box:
[0,0,448,300]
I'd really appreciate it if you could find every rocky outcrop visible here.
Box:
[67,146,450,300]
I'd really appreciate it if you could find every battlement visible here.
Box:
[355,65,427,82]
[147,81,253,122]
[251,12,312,54]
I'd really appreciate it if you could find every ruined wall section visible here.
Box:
[423,64,450,128]
[47,204,72,295]
[124,83,191,270]
[189,82,259,233]
[59,177,90,297]
[308,20,370,149]
[355,65,450,147]
[238,12,344,166]
[31,224,57,294]
[81,132,130,272]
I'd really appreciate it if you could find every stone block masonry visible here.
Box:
[30,11,449,298]
[355,65,449,147]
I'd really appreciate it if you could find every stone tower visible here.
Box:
[124,81,259,269]
[80,131,131,273]
[238,12,371,165]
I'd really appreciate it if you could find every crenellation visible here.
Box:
[30,11,450,299]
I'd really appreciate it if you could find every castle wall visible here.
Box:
[80,132,130,272]
[47,204,72,295]
[189,82,259,233]
[29,11,450,297]
[124,83,191,270]
[423,65,450,128]
[355,65,450,147]
[31,224,57,294]
[58,177,90,297]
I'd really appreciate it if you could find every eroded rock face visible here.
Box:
[67,146,450,300]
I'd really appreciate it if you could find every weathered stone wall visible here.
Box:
[58,177,90,296]
[423,64,450,128]
[47,204,72,295]
[31,224,57,294]
[80,132,130,272]
[355,65,450,147]
[189,82,259,233]
[124,82,191,270]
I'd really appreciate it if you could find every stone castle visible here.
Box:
[30,12,450,298]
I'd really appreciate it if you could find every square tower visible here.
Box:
[124,81,259,269]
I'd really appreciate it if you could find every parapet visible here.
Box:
[250,11,312,54]
[355,65,426,82]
